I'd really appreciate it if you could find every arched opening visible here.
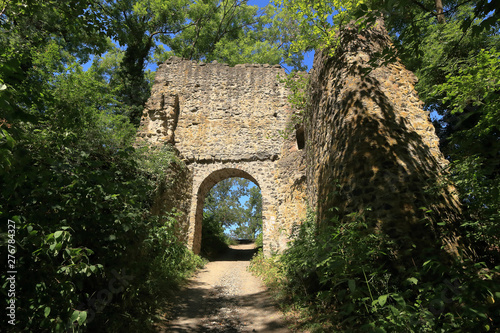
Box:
[192,168,264,256]
[201,177,262,258]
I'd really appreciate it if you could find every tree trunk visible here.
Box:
[435,0,445,23]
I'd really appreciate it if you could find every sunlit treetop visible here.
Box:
[273,0,499,56]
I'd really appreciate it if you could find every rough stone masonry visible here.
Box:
[306,22,461,260]
[137,58,307,256]
[137,23,460,258]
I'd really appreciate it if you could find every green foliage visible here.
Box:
[136,144,183,199]
[449,157,500,262]
[274,0,500,57]
[166,0,260,62]
[254,232,264,248]
[203,178,262,239]
[0,108,202,332]
[201,212,231,259]
[403,7,500,270]
[277,71,309,138]
[2,0,499,332]
[439,47,500,122]
[434,48,500,167]
[206,3,306,69]
[201,178,263,254]
[151,2,306,70]
[204,178,249,228]
[106,0,308,125]
[0,124,14,171]
[104,0,189,125]
[201,178,262,254]
[0,3,203,331]
[249,249,284,291]
[252,210,500,332]
[273,0,370,55]
[234,184,263,239]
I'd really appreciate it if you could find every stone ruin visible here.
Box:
[137,58,307,255]
[137,23,460,257]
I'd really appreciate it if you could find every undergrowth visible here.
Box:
[0,142,205,332]
[201,212,233,259]
[250,209,500,332]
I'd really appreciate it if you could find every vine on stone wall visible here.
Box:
[277,72,310,140]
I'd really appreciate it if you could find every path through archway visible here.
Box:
[190,167,273,255]
[201,177,262,257]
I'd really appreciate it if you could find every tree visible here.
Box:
[102,0,307,125]
[374,1,500,258]
[203,178,263,240]
[103,0,189,125]
[201,178,249,256]
[0,0,109,124]
[273,0,499,58]
[164,2,306,70]
[0,2,203,331]
[234,185,262,239]
[204,178,249,227]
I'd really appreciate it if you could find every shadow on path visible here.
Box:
[157,244,289,333]
[214,246,258,262]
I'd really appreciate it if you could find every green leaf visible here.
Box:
[348,279,356,292]
[54,231,63,240]
[378,294,388,306]
[423,260,433,267]
[70,310,88,325]
[406,277,418,285]
[468,307,487,319]
[392,294,406,307]
[44,307,51,318]
[388,305,399,316]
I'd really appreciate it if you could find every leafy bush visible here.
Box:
[0,120,203,332]
[449,156,500,262]
[0,20,206,331]
[201,212,230,259]
[255,232,263,248]
[0,26,213,330]
[251,209,500,332]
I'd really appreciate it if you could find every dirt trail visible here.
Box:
[159,243,290,333]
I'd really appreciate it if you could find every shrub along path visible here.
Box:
[158,243,290,332]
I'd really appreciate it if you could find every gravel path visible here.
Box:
[158,244,290,333]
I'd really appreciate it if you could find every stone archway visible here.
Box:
[189,167,262,254]
[186,160,282,255]
[137,57,308,256]
[137,27,460,259]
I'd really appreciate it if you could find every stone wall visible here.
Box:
[305,22,461,258]
[274,132,308,248]
[137,58,307,255]
[139,58,289,162]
